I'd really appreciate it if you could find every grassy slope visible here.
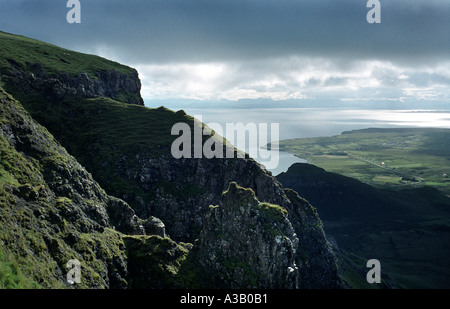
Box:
[278,128,450,195]
[0,30,201,202]
[0,88,77,288]
[0,31,133,77]
[0,87,125,288]
[13,94,200,201]
[0,115,42,288]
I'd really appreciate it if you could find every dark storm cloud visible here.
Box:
[0,0,449,64]
[1,0,449,102]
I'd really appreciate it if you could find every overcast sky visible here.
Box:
[0,0,449,105]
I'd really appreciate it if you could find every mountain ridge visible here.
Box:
[0,30,143,106]
[0,31,343,289]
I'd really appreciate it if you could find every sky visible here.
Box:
[0,0,449,107]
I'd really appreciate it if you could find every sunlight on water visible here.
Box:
[170,107,450,175]
[178,108,450,138]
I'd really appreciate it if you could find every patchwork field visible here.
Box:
[278,128,450,195]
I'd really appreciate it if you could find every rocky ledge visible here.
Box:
[1,60,144,105]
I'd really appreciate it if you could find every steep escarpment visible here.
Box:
[10,98,342,287]
[0,31,143,105]
[0,31,343,289]
[15,99,342,288]
[0,88,151,288]
[197,182,300,289]
[2,62,143,105]
[0,87,190,289]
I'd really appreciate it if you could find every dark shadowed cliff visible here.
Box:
[0,30,343,289]
[277,163,450,288]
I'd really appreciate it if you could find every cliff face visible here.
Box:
[115,154,289,241]
[197,182,300,288]
[195,182,342,289]
[1,88,141,288]
[1,61,144,105]
[0,31,343,289]
[0,31,143,106]
[46,116,343,288]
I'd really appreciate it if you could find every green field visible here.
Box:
[278,128,450,195]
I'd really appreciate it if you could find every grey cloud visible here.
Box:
[407,72,450,87]
[2,0,449,104]
[0,0,448,65]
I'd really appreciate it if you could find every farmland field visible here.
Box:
[278,128,450,195]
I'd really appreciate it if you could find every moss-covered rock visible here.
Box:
[0,31,143,105]
[0,30,344,289]
[196,182,299,288]
[123,235,198,289]
[0,87,173,288]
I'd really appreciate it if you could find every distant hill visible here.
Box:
[149,97,450,111]
[277,163,450,288]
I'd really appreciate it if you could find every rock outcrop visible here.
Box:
[0,31,344,289]
[195,182,342,289]
[197,182,299,288]
[1,60,144,105]
[0,88,162,288]
[70,143,344,288]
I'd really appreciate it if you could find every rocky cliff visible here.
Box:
[1,61,143,105]
[0,87,163,288]
[0,31,143,105]
[110,152,343,288]
[0,31,343,289]
[197,182,299,288]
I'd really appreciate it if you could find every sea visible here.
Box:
[162,107,450,176]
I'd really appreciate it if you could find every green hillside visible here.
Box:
[0,31,224,206]
[0,31,343,290]
[0,30,133,78]
[17,95,201,201]
[277,163,450,288]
